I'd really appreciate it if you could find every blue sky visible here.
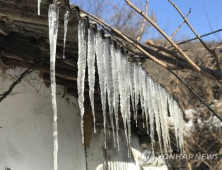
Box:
[71,0,222,41]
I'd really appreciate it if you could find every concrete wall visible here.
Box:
[0,68,86,170]
[0,68,140,170]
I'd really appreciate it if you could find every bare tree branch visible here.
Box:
[137,0,149,42]
[125,0,201,72]
[146,40,184,60]
[170,28,222,47]
[117,36,222,79]
[168,0,221,71]
[80,6,222,80]
[165,8,191,48]
[80,9,174,69]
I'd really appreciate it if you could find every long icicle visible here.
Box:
[124,56,132,156]
[133,63,140,126]
[63,11,69,59]
[139,67,145,128]
[155,83,168,153]
[159,86,171,152]
[38,0,41,15]
[104,39,116,147]
[77,19,87,143]
[48,4,59,170]
[151,80,163,153]
[147,76,155,149]
[87,28,96,133]
[116,50,128,148]
[141,70,149,134]
[110,44,120,149]
[96,31,107,148]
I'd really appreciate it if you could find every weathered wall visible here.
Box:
[0,68,140,170]
[0,68,86,170]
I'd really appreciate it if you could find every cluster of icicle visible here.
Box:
[77,19,184,154]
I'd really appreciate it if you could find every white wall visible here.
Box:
[0,68,86,170]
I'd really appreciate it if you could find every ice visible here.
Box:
[147,76,155,148]
[38,0,41,15]
[138,67,145,128]
[103,39,116,147]
[133,63,140,126]
[159,86,171,152]
[141,70,149,133]
[168,95,179,150]
[73,20,184,154]
[87,28,96,133]
[77,19,87,143]
[123,56,132,155]
[96,31,107,148]
[167,93,184,153]
[63,11,69,59]
[156,84,170,153]
[110,44,120,149]
[129,63,135,118]
[48,4,59,170]
[116,49,128,148]
[150,80,163,153]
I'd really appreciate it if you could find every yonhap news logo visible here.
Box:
[142,149,219,161]
[141,149,155,163]
[158,153,219,160]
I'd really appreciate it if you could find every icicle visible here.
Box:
[141,70,149,134]
[150,80,163,153]
[129,63,135,118]
[77,19,87,143]
[87,28,96,133]
[138,67,145,128]
[147,76,155,149]
[167,93,184,153]
[116,49,128,148]
[123,56,132,156]
[38,0,41,15]
[133,63,140,126]
[63,11,69,59]
[48,4,59,170]
[96,31,107,148]
[159,86,171,152]
[110,44,120,149]
[155,84,169,153]
[103,38,116,147]
[176,102,184,153]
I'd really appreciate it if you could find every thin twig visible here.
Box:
[80,9,173,69]
[168,69,222,122]
[125,0,201,72]
[173,28,222,46]
[168,0,221,71]
[146,39,185,61]
[137,0,149,42]
[165,8,191,48]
